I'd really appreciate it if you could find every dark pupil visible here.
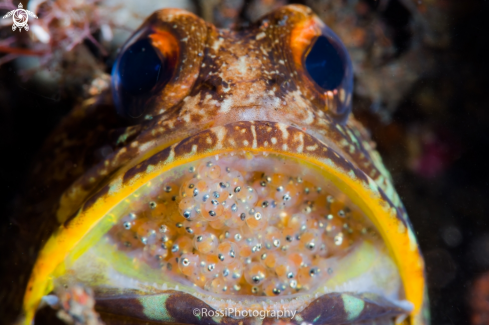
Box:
[305,36,345,91]
[119,38,164,95]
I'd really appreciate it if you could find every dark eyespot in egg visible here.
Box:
[305,35,345,91]
[111,33,175,119]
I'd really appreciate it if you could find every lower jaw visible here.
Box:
[55,240,411,324]
[93,292,410,325]
[22,121,423,325]
[37,291,408,325]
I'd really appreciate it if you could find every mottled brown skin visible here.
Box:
[5,5,414,324]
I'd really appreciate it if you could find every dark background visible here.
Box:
[1,0,488,324]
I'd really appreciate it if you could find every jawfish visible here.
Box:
[14,5,427,325]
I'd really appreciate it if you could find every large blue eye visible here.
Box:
[112,35,173,118]
[119,38,164,96]
[305,36,345,91]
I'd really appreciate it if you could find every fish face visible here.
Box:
[18,5,426,325]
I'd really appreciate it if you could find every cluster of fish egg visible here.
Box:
[110,157,370,296]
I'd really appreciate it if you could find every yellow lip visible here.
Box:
[18,122,425,325]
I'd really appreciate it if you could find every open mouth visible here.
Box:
[23,121,423,325]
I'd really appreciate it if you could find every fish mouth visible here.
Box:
[21,121,424,325]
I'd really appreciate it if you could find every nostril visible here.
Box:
[198,79,220,96]
[266,77,278,86]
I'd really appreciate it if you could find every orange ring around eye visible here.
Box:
[149,30,179,75]
[290,17,321,69]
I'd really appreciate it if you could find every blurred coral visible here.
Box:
[470,272,489,325]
